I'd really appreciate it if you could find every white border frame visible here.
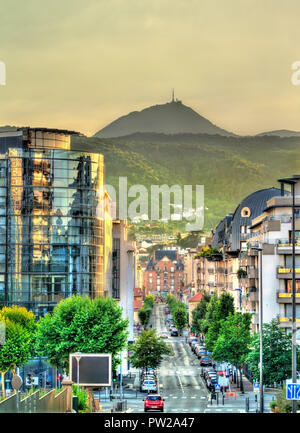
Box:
[69,353,112,387]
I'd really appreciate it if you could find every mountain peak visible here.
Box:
[94,99,234,138]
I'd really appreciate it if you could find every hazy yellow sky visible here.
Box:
[1,0,300,136]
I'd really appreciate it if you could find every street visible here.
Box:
[98,304,276,414]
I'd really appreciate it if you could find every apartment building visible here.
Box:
[211,187,281,315]
[144,248,184,298]
[243,175,300,340]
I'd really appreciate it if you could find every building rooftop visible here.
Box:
[188,292,204,303]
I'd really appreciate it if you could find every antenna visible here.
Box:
[172,89,175,102]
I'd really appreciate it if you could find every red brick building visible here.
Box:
[144,249,184,298]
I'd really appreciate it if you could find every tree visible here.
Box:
[200,293,218,348]
[0,305,37,397]
[128,330,174,370]
[143,295,155,309]
[212,312,252,392]
[35,295,128,373]
[205,293,235,351]
[191,291,210,333]
[246,319,300,386]
[0,305,37,358]
[173,307,188,334]
[138,308,151,327]
[0,320,32,397]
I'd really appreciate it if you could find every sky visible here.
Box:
[1,0,300,136]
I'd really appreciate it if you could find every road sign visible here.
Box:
[253,382,259,392]
[69,353,112,387]
[286,383,300,400]
[215,384,221,391]
[11,375,22,391]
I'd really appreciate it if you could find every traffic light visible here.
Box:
[112,370,117,383]
[39,374,43,387]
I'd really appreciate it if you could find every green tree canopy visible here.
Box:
[246,319,300,386]
[173,307,188,333]
[205,293,235,351]
[35,295,128,373]
[191,291,210,333]
[0,319,32,397]
[128,329,174,370]
[212,312,252,392]
[138,308,151,327]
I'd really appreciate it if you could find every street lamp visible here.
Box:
[251,246,263,413]
[278,176,298,414]
[233,288,242,311]
[74,352,82,386]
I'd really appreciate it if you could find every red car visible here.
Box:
[144,394,164,412]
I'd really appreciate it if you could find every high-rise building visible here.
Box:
[0,127,104,316]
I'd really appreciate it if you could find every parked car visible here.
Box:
[170,328,178,336]
[191,341,198,351]
[203,368,217,380]
[140,379,157,393]
[206,376,218,391]
[141,369,156,379]
[188,337,197,346]
[197,349,207,359]
[200,356,213,366]
[144,394,164,412]
[160,332,169,339]
[141,374,156,383]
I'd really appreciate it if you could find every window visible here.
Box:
[241,207,251,218]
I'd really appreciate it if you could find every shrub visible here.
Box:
[72,385,89,412]
[269,400,277,411]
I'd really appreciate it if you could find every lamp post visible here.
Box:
[278,176,298,414]
[74,352,82,386]
[233,288,242,311]
[252,246,263,413]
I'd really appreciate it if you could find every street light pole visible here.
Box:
[291,182,297,414]
[74,353,82,386]
[252,246,263,413]
[258,247,263,413]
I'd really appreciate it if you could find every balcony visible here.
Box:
[277,267,300,279]
[208,268,214,274]
[217,267,224,273]
[248,268,258,279]
[252,313,259,325]
[277,316,300,328]
[276,291,300,303]
[249,290,259,302]
[277,241,300,255]
[249,249,258,257]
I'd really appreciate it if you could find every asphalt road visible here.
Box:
[98,303,275,413]
[142,304,209,413]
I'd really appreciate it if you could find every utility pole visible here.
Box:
[252,245,263,412]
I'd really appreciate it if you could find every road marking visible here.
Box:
[191,396,196,399]
[176,372,185,395]
[172,396,178,399]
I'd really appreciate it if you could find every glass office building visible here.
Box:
[0,128,104,316]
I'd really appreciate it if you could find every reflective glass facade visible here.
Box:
[0,129,104,316]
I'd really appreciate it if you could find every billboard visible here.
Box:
[69,353,112,387]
